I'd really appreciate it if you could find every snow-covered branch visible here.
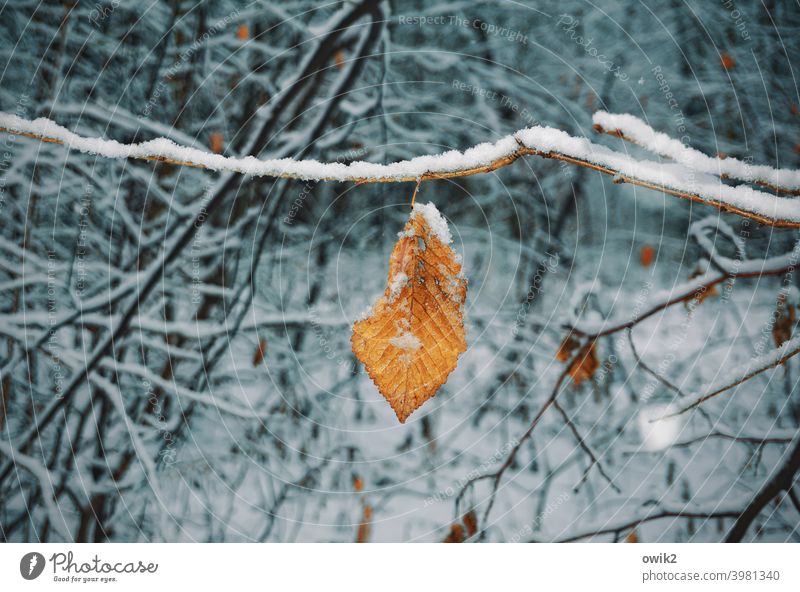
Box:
[3,110,800,227]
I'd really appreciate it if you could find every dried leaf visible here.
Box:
[463,510,478,537]
[556,333,580,362]
[236,24,249,41]
[353,476,364,492]
[773,295,795,348]
[352,203,467,423]
[626,530,638,543]
[356,504,372,543]
[720,52,736,70]
[210,132,224,154]
[640,244,654,267]
[252,338,267,366]
[443,523,465,543]
[568,341,598,386]
[334,49,346,70]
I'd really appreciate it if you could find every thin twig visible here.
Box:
[552,398,621,493]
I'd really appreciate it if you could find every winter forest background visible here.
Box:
[1,0,800,543]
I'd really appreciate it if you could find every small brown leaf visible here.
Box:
[626,530,638,543]
[334,49,346,70]
[356,504,372,543]
[236,24,249,41]
[773,295,795,349]
[463,510,478,537]
[353,476,364,492]
[640,244,655,267]
[568,341,598,386]
[352,203,467,423]
[210,132,224,154]
[556,333,580,362]
[720,52,736,70]
[252,338,266,366]
[443,523,465,543]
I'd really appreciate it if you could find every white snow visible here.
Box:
[389,330,422,351]
[4,110,800,222]
[637,403,683,451]
[387,271,409,302]
[593,111,800,191]
[413,202,453,244]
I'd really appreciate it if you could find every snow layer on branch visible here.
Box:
[677,333,800,413]
[4,111,800,223]
[593,111,800,191]
[515,126,800,223]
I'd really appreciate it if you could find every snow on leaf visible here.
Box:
[351,202,467,423]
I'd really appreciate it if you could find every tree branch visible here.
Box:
[3,111,800,227]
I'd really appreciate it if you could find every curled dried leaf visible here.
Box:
[352,203,467,423]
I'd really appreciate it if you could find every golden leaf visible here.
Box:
[351,203,467,423]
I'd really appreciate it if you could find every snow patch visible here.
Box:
[413,202,452,244]
[637,403,683,451]
[389,331,421,351]
[387,271,409,302]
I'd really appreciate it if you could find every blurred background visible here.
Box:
[0,0,799,542]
